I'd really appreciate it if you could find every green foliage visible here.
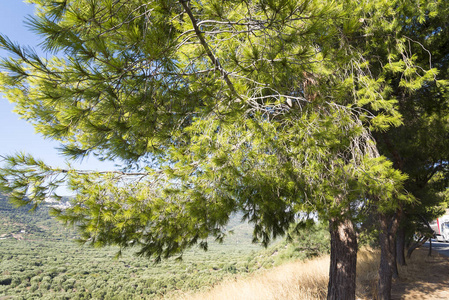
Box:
[0,0,442,261]
[369,0,449,236]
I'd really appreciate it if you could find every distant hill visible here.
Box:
[0,194,76,241]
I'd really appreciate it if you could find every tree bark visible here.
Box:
[392,234,399,279]
[327,217,357,300]
[407,235,429,258]
[396,225,406,266]
[377,211,400,300]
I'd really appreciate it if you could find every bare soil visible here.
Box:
[391,247,449,299]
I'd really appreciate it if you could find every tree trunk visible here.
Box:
[428,238,432,256]
[377,212,400,300]
[327,217,357,300]
[396,225,406,266]
[392,234,399,279]
[407,235,429,258]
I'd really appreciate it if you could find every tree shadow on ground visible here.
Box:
[391,248,449,300]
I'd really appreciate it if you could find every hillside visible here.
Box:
[0,195,329,299]
[0,194,74,242]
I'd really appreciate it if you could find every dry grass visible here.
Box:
[396,248,436,282]
[165,246,449,300]
[356,248,381,298]
[168,248,382,300]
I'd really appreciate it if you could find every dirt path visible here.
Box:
[391,247,449,299]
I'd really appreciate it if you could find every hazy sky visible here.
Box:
[0,1,117,172]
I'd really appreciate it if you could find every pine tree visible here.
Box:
[369,1,449,297]
[0,1,441,298]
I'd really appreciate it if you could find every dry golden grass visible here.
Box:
[168,248,382,300]
[356,248,381,298]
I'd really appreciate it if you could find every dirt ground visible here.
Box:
[391,247,449,299]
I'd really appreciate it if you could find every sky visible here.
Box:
[0,1,117,173]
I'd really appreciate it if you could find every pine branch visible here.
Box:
[179,0,242,101]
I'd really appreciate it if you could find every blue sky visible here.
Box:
[0,1,117,173]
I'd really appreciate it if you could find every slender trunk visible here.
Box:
[378,214,393,300]
[407,235,429,258]
[392,233,399,279]
[391,211,401,279]
[396,225,406,266]
[428,238,432,256]
[377,211,400,300]
[327,217,357,300]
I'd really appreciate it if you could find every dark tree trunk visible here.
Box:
[428,238,432,256]
[407,235,429,258]
[407,215,433,259]
[327,217,357,300]
[378,211,400,300]
[392,234,399,279]
[378,214,393,300]
[396,225,406,266]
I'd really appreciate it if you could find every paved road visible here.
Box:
[424,240,449,257]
